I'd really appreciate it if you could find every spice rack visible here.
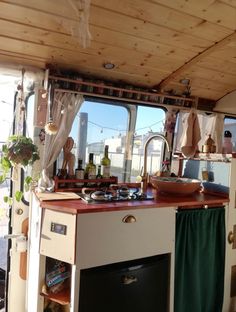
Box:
[50,75,195,108]
[54,176,118,192]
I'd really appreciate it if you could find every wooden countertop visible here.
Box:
[38,190,229,214]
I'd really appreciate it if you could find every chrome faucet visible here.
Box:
[141,134,171,194]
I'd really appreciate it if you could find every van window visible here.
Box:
[63,98,165,182]
[224,117,236,151]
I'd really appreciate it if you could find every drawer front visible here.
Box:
[40,209,76,264]
[77,207,175,269]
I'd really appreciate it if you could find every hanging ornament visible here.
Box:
[45,84,58,135]
[42,68,49,99]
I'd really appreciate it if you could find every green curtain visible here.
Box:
[174,207,225,312]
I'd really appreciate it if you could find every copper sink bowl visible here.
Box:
[150,176,202,195]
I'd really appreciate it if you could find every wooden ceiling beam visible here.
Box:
[155,30,236,91]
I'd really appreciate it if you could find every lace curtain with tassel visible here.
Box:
[38,91,84,191]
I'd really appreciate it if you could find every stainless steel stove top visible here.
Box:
[78,187,154,204]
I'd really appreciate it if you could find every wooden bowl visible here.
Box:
[150,176,201,195]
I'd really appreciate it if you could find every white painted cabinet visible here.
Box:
[28,202,176,312]
[76,208,175,269]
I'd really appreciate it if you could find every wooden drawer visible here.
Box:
[76,207,175,269]
[40,209,76,264]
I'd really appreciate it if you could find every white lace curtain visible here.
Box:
[38,91,84,190]
[175,111,224,154]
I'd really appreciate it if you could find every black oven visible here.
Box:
[79,254,170,312]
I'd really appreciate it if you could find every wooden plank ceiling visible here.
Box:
[1,0,236,100]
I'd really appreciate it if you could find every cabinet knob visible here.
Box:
[122,215,136,223]
[228,230,235,244]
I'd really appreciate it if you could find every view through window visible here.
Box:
[224,117,236,151]
[63,98,166,182]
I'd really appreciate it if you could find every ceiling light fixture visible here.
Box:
[103,62,115,69]
[180,78,190,85]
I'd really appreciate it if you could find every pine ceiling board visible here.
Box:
[220,0,236,9]
[157,31,236,90]
[187,20,232,42]
[63,63,168,87]
[0,35,182,80]
[90,25,196,61]
[176,65,236,88]
[0,1,213,54]
[209,46,236,64]
[197,55,236,76]
[0,21,196,75]
[93,0,232,41]
[0,18,197,64]
[0,2,70,34]
[0,51,46,68]
[182,77,234,93]
[5,0,232,42]
[190,88,225,100]
[165,81,230,100]
[152,0,236,30]
[93,0,202,30]
[0,0,80,19]
[163,73,235,94]
[90,6,213,53]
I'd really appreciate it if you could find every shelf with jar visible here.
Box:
[49,74,195,108]
[54,176,118,192]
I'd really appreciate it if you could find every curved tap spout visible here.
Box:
[141,134,171,194]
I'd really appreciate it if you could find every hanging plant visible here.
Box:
[0,135,40,202]
[1,135,40,167]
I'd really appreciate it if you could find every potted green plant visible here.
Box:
[0,135,40,202]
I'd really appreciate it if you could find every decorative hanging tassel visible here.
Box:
[45,83,58,135]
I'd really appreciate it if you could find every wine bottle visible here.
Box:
[96,165,103,186]
[75,159,84,187]
[101,145,111,178]
[85,153,96,186]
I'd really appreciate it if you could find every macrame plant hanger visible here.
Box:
[10,68,27,181]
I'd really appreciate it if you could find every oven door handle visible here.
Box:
[121,275,138,285]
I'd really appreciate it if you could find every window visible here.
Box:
[66,98,166,183]
[224,117,236,151]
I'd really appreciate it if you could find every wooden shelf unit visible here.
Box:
[50,75,195,109]
[54,176,118,192]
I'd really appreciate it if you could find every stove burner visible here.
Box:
[79,186,153,203]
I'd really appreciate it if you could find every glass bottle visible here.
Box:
[96,165,103,187]
[222,130,233,154]
[85,153,96,185]
[75,159,84,187]
[101,145,111,178]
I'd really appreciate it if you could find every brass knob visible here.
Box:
[228,231,234,244]
[122,215,136,223]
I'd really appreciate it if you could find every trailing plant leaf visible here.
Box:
[0,174,6,184]
[15,191,23,202]
[24,176,33,192]
[3,196,12,206]
[3,196,9,203]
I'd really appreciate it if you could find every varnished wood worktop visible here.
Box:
[38,191,229,214]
